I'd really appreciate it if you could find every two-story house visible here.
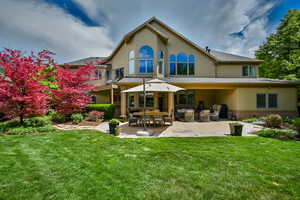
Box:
[66,17,299,119]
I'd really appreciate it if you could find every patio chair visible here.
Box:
[200,110,210,122]
[209,104,222,121]
[153,116,164,127]
[128,114,139,126]
[163,110,173,126]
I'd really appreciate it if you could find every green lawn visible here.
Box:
[0,131,300,200]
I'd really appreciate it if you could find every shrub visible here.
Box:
[109,118,120,124]
[88,104,115,119]
[293,118,300,135]
[242,118,260,123]
[6,125,57,135]
[71,113,84,124]
[265,114,282,128]
[0,120,19,133]
[87,111,104,122]
[24,116,50,127]
[258,129,296,139]
[49,110,67,123]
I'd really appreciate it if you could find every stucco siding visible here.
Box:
[110,27,158,78]
[217,64,258,78]
[149,21,216,77]
[236,87,297,111]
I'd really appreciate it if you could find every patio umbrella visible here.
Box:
[122,79,184,134]
[121,79,185,93]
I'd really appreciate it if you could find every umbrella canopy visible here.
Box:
[122,79,185,93]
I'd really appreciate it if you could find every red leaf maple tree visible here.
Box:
[51,63,96,116]
[0,48,97,123]
[0,49,52,123]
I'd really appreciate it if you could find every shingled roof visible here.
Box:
[118,77,300,85]
[211,50,262,63]
[65,57,108,66]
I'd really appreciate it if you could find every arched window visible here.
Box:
[128,50,135,74]
[177,53,187,75]
[139,45,154,74]
[188,55,195,75]
[158,50,164,74]
[169,54,176,75]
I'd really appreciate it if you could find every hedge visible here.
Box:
[88,104,115,119]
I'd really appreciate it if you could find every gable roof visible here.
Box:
[65,17,263,65]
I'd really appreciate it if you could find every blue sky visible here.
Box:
[0,0,299,62]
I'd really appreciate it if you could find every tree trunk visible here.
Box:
[20,114,24,125]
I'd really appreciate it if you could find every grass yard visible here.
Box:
[0,131,300,200]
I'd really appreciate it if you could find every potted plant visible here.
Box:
[109,119,120,136]
[229,122,243,136]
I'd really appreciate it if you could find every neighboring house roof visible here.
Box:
[211,50,262,63]
[118,77,300,85]
[64,57,108,66]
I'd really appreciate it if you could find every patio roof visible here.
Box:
[118,77,300,85]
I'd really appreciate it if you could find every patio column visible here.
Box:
[168,92,174,119]
[110,88,114,104]
[121,91,127,116]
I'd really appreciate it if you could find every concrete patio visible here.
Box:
[97,121,263,138]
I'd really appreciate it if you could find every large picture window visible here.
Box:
[128,50,135,74]
[256,93,278,109]
[169,53,195,75]
[139,93,154,107]
[139,45,154,74]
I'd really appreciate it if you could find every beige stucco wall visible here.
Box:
[217,64,258,78]
[110,27,159,78]
[150,21,216,77]
[236,87,297,111]
[93,91,110,104]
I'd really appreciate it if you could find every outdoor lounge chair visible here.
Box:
[200,110,210,122]
[209,104,222,121]
[163,110,173,126]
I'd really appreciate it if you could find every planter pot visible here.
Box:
[109,122,120,136]
[229,123,243,136]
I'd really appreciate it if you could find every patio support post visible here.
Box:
[168,92,174,120]
[110,87,114,104]
[121,91,127,116]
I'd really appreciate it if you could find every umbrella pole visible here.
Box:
[143,77,146,131]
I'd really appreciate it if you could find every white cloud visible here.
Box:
[0,0,114,63]
[0,0,278,62]
[74,0,278,58]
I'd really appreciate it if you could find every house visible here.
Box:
[66,17,299,120]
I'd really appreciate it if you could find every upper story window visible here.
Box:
[169,53,195,75]
[139,45,154,74]
[128,50,135,74]
[243,65,256,77]
[94,69,102,80]
[158,50,164,74]
[115,68,124,80]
